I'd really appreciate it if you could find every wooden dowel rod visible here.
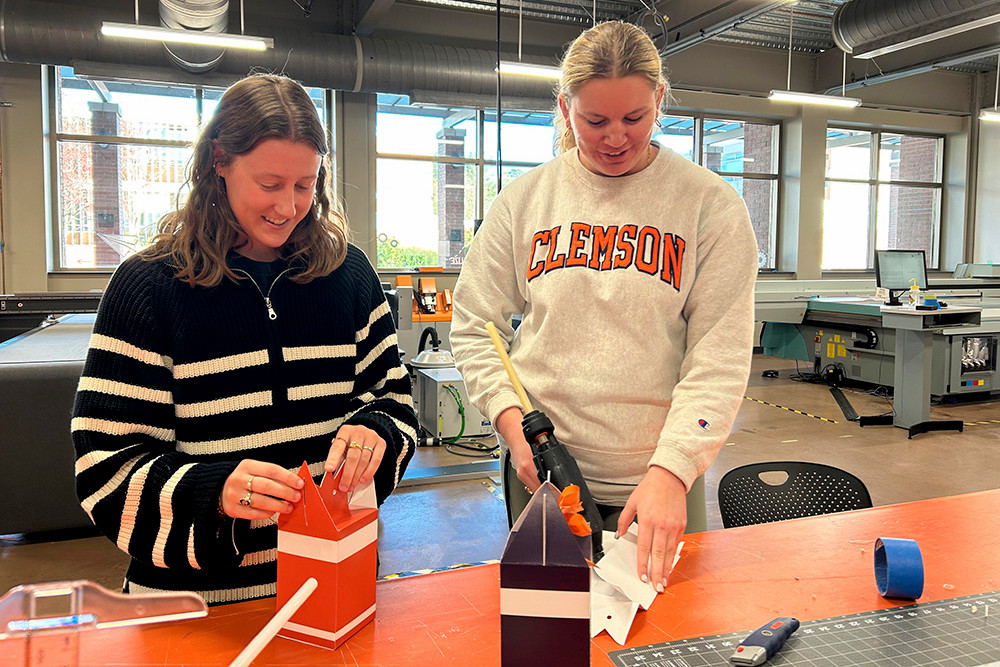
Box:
[485,321,533,413]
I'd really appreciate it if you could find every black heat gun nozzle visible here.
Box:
[521,409,604,561]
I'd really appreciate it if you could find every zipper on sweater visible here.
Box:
[232,267,294,409]
[232,267,294,321]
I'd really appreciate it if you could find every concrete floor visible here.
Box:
[3,354,999,596]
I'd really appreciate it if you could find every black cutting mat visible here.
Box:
[609,591,1000,666]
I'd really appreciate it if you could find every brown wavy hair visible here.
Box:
[555,21,669,153]
[142,73,347,286]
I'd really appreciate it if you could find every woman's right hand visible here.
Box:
[220,460,305,520]
[496,406,540,493]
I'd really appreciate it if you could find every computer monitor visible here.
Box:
[875,249,928,306]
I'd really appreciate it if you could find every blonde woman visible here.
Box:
[73,74,416,604]
[452,22,757,592]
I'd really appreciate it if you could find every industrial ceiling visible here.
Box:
[1,1,997,103]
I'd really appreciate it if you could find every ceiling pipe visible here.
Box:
[832,0,1000,60]
[0,0,554,102]
[159,0,229,72]
[658,1,792,58]
[822,43,1000,94]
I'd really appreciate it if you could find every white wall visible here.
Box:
[975,119,1000,263]
[0,64,49,293]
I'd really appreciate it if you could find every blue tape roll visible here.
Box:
[874,537,924,600]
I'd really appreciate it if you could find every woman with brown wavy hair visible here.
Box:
[72,73,417,604]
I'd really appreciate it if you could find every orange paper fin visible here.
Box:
[558,484,591,536]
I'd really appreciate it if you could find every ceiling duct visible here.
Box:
[832,0,1000,59]
[159,0,228,72]
[0,0,553,103]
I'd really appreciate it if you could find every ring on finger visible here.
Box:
[361,444,375,453]
[246,475,254,492]
[333,436,348,447]
[239,492,254,507]
[348,441,363,450]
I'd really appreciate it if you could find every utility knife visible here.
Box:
[729,617,799,665]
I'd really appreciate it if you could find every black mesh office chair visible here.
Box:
[718,461,873,529]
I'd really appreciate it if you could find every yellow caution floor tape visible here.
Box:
[380,559,501,580]
[744,395,839,424]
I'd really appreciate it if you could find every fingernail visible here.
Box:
[656,583,664,593]
[640,574,648,583]
[296,479,305,488]
[661,578,668,589]
[293,492,301,502]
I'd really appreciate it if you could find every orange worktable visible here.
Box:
[3,489,999,666]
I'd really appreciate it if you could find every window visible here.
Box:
[51,67,326,271]
[823,128,943,271]
[374,94,554,269]
[653,115,695,162]
[702,119,779,271]
[654,116,780,270]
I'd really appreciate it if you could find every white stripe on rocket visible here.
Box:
[277,522,377,563]
[500,588,590,619]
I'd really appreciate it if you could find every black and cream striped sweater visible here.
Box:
[72,244,417,604]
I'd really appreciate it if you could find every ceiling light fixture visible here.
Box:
[980,53,1000,123]
[101,0,272,52]
[496,61,561,79]
[768,4,861,109]
[101,22,272,50]
[496,0,561,79]
[769,89,861,107]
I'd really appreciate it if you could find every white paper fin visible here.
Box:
[350,479,377,510]
[589,527,685,644]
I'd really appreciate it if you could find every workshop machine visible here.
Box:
[410,325,492,442]
[761,296,999,397]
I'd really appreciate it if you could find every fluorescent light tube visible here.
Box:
[980,109,1000,122]
[101,22,273,51]
[768,89,861,108]
[496,61,562,79]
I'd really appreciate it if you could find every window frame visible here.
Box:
[656,113,781,271]
[823,126,944,271]
[373,95,552,271]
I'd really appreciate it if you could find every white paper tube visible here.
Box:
[229,577,318,667]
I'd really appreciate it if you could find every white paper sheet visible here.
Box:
[590,526,684,645]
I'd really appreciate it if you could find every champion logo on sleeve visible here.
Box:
[698,419,710,430]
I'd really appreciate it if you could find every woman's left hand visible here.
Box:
[326,425,386,492]
[616,466,687,593]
